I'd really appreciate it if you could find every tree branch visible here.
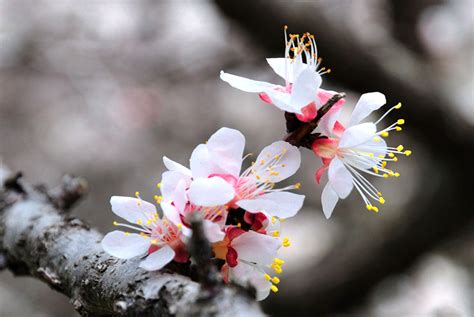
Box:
[0,166,263,317]
[283,92,346,148]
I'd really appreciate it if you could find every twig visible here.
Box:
[48,174,88,211]
[284,93,346,147]
[188,214,222,290]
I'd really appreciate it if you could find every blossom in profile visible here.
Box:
[101,195,188,271]
[220,27,338,122]
[312,92,412,218]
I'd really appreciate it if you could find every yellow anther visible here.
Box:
[264,274,271,281]
[383,173,389,178]
[272,277,280,284]
[256,175,261,180]
[381,131,389,137]
[373,167,379,174]
[271,285,279,293]
[397,145,404,152]
[394,102,402,109]
[373,137,381,142]
[366,205,372,211]
[295,182,301,189]
[377,192,383,197]
[135,191,140,198]
[388,171,395,177]
[260,160,265,166]
[395,126,402,132]
[393,156,398,162]
[372,206,379,213]
[284,25,288,30]
[271,216,277,224]
[137,219,143,225]
[394,172,400,177]
[378,154,385,158]
[397,119,405,125]
[379,197,385,204]
[274,258,285,265]
[404,150,412,156]
[272,231,280,237]
[382,161,387,168]
[146,220,152,225]
[113,221,119,226]
[177,223,183,230]
[368,153,374,157]
[237,223,242,228]
[283,241,291,248]
[270,171,280,176]
[125,232,130,236]
[280,218,286,222]
[388,153,395,158]
[151,239,158,245]
[157,182,162,189]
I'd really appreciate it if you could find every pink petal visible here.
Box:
[312,138,339,160]
[295,102,318,122]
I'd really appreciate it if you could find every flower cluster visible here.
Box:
[102,26,410,301]
[220,26,411,219]
[102,127,304,300]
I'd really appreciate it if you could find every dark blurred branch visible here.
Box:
[0,166,263,317]
[388,0,444,55]
[214,0,474,315]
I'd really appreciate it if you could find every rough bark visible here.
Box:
[0,167,263,317]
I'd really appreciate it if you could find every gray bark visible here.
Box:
[0,167,263,317]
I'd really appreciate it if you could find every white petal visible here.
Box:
[264,88,297,113]
[163,156,192,177]
[160,171,191,202]
[321,183,339,219]
[220,71,276,93]
[290,68,321,111]
[161,201,182,226]
[237,192,305,218]
[207,127,245,177]
[203,220,225,243]
[253,141,301,183]
[349,92,386,126]
[101,231,150,259]
[266,57,301,83]
[189,144,215,178]
[110,196,157,224]
[339,122,377,149]
[188,177,235,207]
[328,158,353,199]
[173,180,188,212]
[232,231,280,265]
[319,106,342,137]
[139,245,175,271]
[230,262,271,301]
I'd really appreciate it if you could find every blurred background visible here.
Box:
[0,0,473,316]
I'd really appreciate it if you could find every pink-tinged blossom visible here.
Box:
[213,227,283,300]
[162,127,305,219]
[312,92,412,218]
[190,128,305,219]
[101,195,188,271]
[220,28,338,122]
